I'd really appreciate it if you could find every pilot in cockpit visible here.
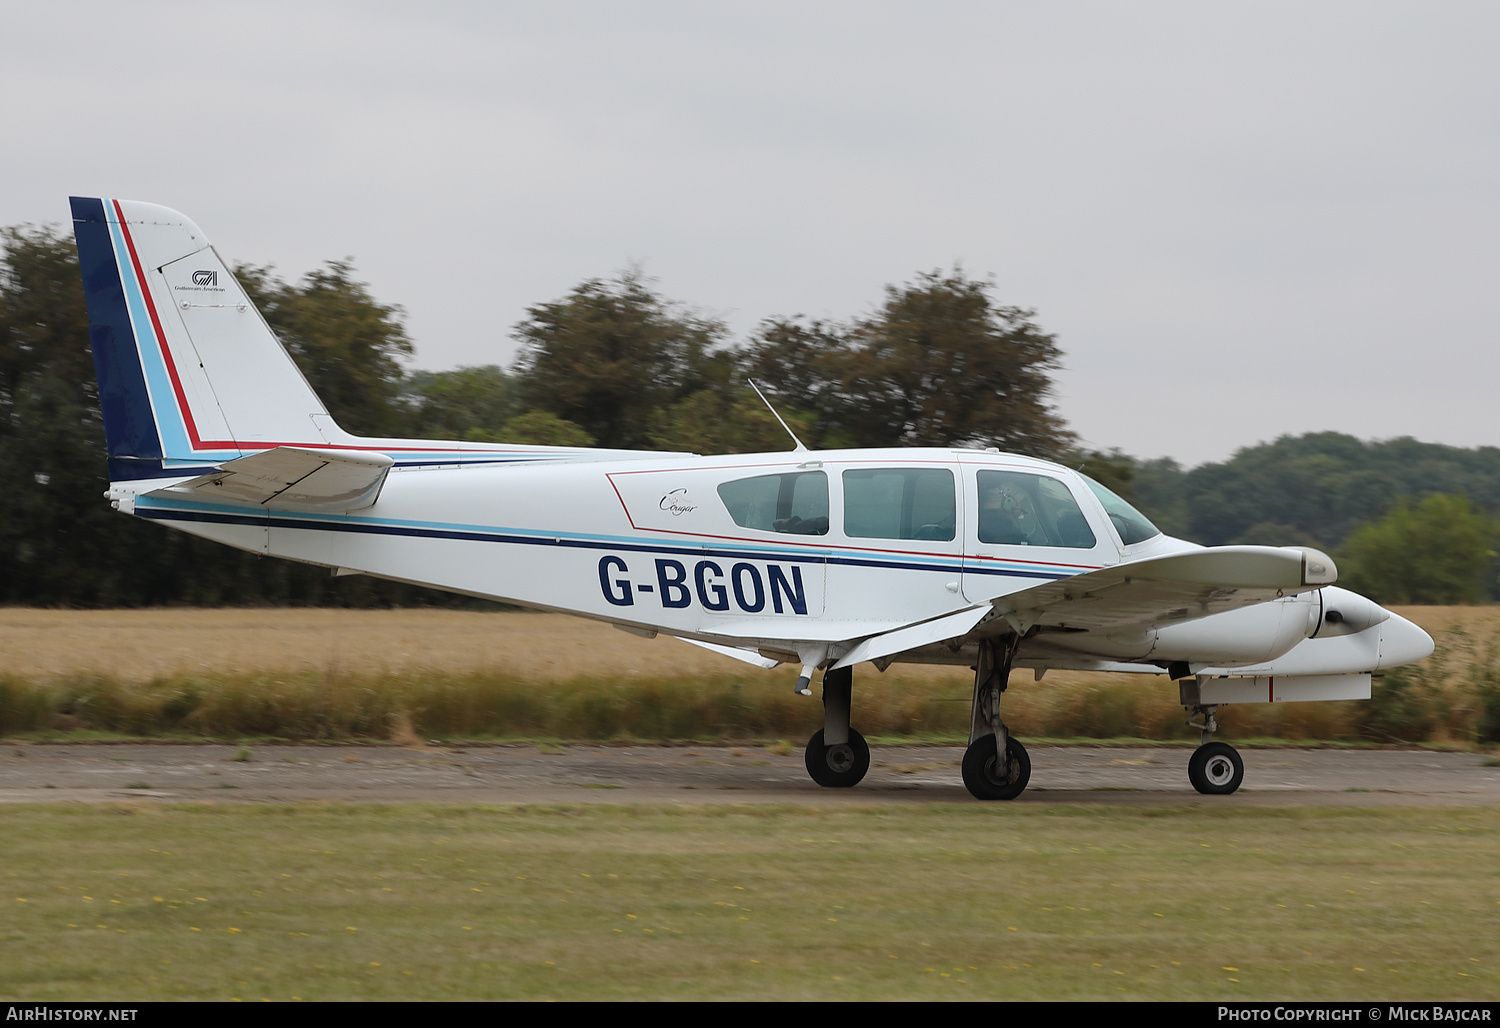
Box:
[979,480,1035,545]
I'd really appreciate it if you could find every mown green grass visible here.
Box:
[1,802,1497,1000]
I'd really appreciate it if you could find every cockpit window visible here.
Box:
[1080,474,1161,545]
[718,471,829,535]
[977,470,1097,548]
[843,467,955,541]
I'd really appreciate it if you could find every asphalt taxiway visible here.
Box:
[2,742,1497,806]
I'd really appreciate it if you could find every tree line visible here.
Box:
[1,223,1495,606]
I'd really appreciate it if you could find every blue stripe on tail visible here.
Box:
[70,197,164,479]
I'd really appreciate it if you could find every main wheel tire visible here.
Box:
[961,734,1031,800]
[1188,741,1244,795]
[804,728,870,788]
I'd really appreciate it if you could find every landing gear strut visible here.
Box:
[803,665,870,788]
[961,635,1030,801]
[1184,693,1244,795]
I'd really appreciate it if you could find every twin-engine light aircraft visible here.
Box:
[70,198,1434,800]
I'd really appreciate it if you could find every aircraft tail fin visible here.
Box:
[70,197,341,481]
[72,197,690,485]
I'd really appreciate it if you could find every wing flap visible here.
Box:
[830,604,994,670]
[679,638,782,669]
[147,446,394,513]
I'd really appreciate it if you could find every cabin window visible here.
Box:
[976,470,1097,548]
[843,467,956,541]
[1079,473,1161,545]
[717,471,829,535]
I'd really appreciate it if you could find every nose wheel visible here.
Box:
[1188,741,1244,795]
[1183,695,1245,795]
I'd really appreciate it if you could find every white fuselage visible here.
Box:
[128,445,1431,676]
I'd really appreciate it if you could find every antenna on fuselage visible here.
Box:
[748,379,808,453]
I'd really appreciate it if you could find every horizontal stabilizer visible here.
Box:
[147,446,394,513]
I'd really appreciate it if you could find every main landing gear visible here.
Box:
[795,635,1032,800]
[1184,699,1244,795]
[961,635,1030,801]
[803,665,870,788]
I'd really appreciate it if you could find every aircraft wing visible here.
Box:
[980,545,1335,634]
[830,545,1334,669]
[145,446,394,513]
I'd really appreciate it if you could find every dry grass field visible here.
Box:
[0,606,1495,744]
[0,607,723,682]
[0,604,1477,681]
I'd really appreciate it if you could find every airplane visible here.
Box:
[68,197,1435,800]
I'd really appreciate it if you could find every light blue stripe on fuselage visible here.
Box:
[134,494,1080,581]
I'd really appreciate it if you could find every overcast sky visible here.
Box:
[4,1,1496,466]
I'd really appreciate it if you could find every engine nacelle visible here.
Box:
[1045,593,1324,665]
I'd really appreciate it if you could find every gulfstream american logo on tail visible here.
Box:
[599,556,809,614]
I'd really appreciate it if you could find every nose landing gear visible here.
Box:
[1184,696,1244,795]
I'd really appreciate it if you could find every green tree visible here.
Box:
[404,365,516,441]
[238,262,414,437]
[1129,457,1190,539]
[1069,447,1138,501]
[734,317,848,447]
[835,270,1072,455]
[1140,433,1500,550]
[510,271,726,449]
[649,390,813,454]
[1228,521,1328,548]
[1339,494,1499,604]
[738,270,1074,457]
[0,225,121,603]
[495,411,595,447]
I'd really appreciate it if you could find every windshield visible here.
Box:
[977,470,1096,548]
[1079,474,1161,545]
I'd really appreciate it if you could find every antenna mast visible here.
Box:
[748,379,808,452]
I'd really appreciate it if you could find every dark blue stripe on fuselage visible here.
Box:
[71,197,162,467]
[136,506,1070,582]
